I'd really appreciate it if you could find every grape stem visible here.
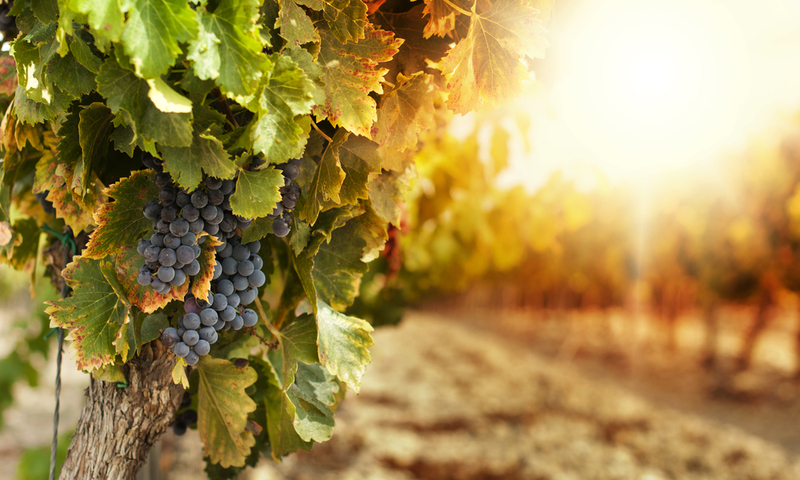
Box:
[213,89,239,129]
[310,119,333,143]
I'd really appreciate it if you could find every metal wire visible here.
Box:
[49,231,74,480]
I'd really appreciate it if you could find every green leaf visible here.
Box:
[46,256,131,371]
[161,131,236,192]
[83,170,157,259]
[47,48,97,99]
[72,0,125,45]
[441,0,548,113]
[69,36,102,74]
[92,364,126,383]
[287,46,325,107]
[197,357,258,468]
[314,24,401,137]
[311,221,369,309]
[76,103,115,198]
[189,0,267,100]
[146,77,193,114]
[263,364,311,460]
[119,0,198,78]
[277,0,318,46]
[330,134,382,207]
[13,85,71,125]
[0,218,40,269]
[96,57,193,147]
[316,300,373,393]
[297,130,346,226]
[250,54,314,163]
[289,362,337,442]
[268,313,318,390]
[289,217,310,254]
[372,73,436,158]
[229,167,284,220]
[241,216,274,244]
[31,0,59,25]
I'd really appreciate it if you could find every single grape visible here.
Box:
[171,269,187,286]
[199,326,216,342]
[184,296,202,315]
[201,204,218,221]
[144,245,161,263]
[176,192,191,208]
[282,194,298,210]
[194,340,211,356]
[137,270,152,286]
[205,177,223,189]
[159,187,176,205]
[156,219,170,234]
[273,218,290,237]
[242,309,258,327]
[221,179,235,195]
[159,248,177,267]
[239,287,257,305]
[216,279,234,296]
[177,326,186,336]
[208,189,223,206]
[249,270,266,288]
[173,261,186,270]
[200,308,219,326]
[164,234,181,249]
[155,172,172,188]
[173,342,190,357]
[176,245,195,265]
[161,327,180,347]
[207,208,224,225]
[137,239,150,255]
[185,350,199,366]
[182,232,197,246]
[281,177,292,191]
[150,233,165,247]
[183,330,199,346]
[213,261,222,280]
[172,420,187,436]
[237,219,252,230]
[142,152,158,170]
[232,275,249,291]
[233,244,250,262]
[230,315,244,330]
[183,312,202,330]
[226,292,241,309]
[221,257,238,276]
[219,242,234,258]
[219,216,235,233]
[152,277,166,292]
[220,305,236,321]
[213,318,225,331]
[143,201,162,220]
[189,219,204,234]
[161,205,177,222]
[251,254,263,270]
[181,409,198,426]
[183,260,201,276]
[157,266,175,283]
[205,222,219,235]
[191,190,208,209]
[277,163,300,181]
[246,241,261,254]
[237,260,254,276]
[182,205,200,222]
[170,218,190,237]
[212,293,228,311]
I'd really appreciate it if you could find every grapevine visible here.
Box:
[0,0,551,477]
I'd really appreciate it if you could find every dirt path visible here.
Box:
[4,310,800,479]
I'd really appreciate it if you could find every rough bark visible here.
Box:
[59,341,184,480]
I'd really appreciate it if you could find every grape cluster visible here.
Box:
[264,158,301,237]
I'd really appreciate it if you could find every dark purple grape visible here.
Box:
[161,327,180,347]
[173,342,190,357]
[183,260,201,276]
[194,340,211,356]
[277,163,299,181]
[201,205,218,221]
[221,179,235,195]
[176,245,195,265]
[182,409,198,426]
[146,261,160,270]
[232,275,249,291]
[217,279,234,296]
[159,187,176,204]
[242,309,258,327]
[164,234,181,249]
[159,248,177,267]
[152,278,167,293]
[200,308,218,326]
[237,260,254,276]
[213,261,222,280]
[150,233,165,247]
[220,305,236,321]
[206,177,223,189]
[170,218,190,237]
[142,152,158,170]
[176,192,191,208]
[239,287,257,305]
[137,270,152,286]
[182,232,197,245]
[226,292,240,309]
[185,350,199,366]
[237,219,252,230]
[249,270,266,288]
[212,293,227,311]
[246,241,261,254]
[144,245,161,263]
[184,313,201,330]
[208,189,223,206]
[137,239,150,255]
[232,244,250,262]
[282,195,297,210]
[221,257,238,275]
[230,315,244,330]
[155,172,172,188]
[157,266,175,283]
[273,218,290,237]
[199,326,216,342]
[191,244,201,258]
[220,196,232,211]
[143,201,162,220]
[183,330,199,346]
[156,219,170,234]
[267,202,283,219]
[189,219,204,234]
[182,205,200,222]
[251,254,263,270]
[191,191,208,209]
[184,296,202,315]
[171,269,187,286]
[205,222,219,235]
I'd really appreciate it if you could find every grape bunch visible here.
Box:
[136,166,206,295]
[268,158,302,237]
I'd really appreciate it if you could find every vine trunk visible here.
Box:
[59,341,183,479]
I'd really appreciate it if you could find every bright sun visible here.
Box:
[545,0,749,183]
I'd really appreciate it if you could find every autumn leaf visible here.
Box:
[115,246,189,313]
[47,256,131,371]
[441,0,548,114]
[197,357,258,468]
[372,73,436,160]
